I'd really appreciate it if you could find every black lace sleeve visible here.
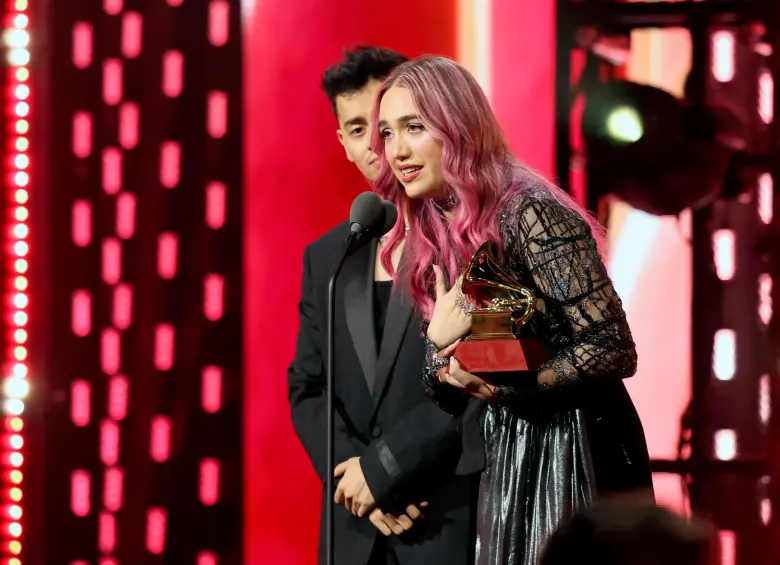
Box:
[421,333,471,416]
[494,197,637,405]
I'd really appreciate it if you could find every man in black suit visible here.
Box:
[288,47,476,565]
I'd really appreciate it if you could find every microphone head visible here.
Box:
[349,192,385,235]
[378,201,399,237]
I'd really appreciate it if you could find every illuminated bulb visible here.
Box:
[12,364,27,378]
[606,106,644,143]
[15,206,28,221]
[4,399,24,416]
[9,435,23,450]
[15,137,28,151]
[15,120,28,134]
[8,505,22,520]
[14,171,28,186]
[15,188,28,203]
[13,293,28,308]
[15,84,29,99]
[9,471,22,484]
[9,488,22,501]
[8,540,21,554]
[15,102,29,117]
[12,311,27,325]
[9,523,21,537]
[9,453,23,467]
[14,259,27,273]
[14,154,29,169]
[9,558,20,565]
[4,379,28,400]
[15,67,28,81]
[14,14,29,29]
[8,48,30,66]
[13,241,28,256]
[3,29,29,49]
[14,276,28,291]
[13,346,26,361]
[9,417,23,432]
[14,224,28,238]
[14,329,27,343]
[15,0,29,10]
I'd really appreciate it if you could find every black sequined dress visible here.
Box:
[422,179,653,565]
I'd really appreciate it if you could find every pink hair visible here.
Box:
[372,57,604,320]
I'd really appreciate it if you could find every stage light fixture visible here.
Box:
[582,79,742,216]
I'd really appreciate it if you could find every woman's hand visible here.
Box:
[426,265,473,349]
[434,348,496,401]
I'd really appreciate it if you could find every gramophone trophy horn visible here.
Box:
[453,242,547,374]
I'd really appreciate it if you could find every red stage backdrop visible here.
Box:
[243,3,457,563]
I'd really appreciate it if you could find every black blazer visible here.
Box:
[288,221,476,565]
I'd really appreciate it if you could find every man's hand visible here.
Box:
[369,502,429,536]
[334,457,375,516]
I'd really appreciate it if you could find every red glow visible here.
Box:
[199,458,220,506]
[70,379,90,427]
[72,22,93,69]
[121,12,143,59]
[98,511,117,553]
[104,0,123,15]
[101,328,122,375]
[70,470,91,517]
[162,51,184,98]
[207,91,228,139]
[119,102,139,149]
[100,419,120,466]
[72,199,93,246]
[201,366,222,413]
[145,508,167,554]
[102,238,122,284]
[103,467,124,512]
[154,323,175,371]
[116,191,136,239]
[204,273,225,321]
[205,181,226,229]
[160,141,182,188]
[103,59,123,105]
[208,0,230,46]
[71,290,92,336]
[102,147,123,194]
[112,283,133,329]
[107,375,129,421]
[197,551,218,565]
[72,111,93,158]
[150,415,172,462]
[157,232,179,279]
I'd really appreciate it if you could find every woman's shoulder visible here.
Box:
[498,167,601,243]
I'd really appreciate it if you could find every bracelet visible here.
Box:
[431,356,450,371]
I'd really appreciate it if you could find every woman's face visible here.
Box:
[378,86,445,200]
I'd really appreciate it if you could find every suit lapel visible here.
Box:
[343,240,378,393]
[372,287,414,406]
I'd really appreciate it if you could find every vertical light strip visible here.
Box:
[457,0,492,100]
[3,1,31,563]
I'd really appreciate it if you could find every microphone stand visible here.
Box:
[326,230,358,565]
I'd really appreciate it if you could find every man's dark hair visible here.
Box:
[321,46,408,116]
[541,503,717,565]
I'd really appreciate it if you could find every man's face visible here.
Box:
[335,79,383,181]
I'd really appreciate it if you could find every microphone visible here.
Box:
[378,200,399,238]
[325,190,388,565]
[349,192,385,236]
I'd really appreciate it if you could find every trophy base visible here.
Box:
[454,338,546,373]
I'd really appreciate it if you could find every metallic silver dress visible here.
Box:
[422,179,643,565]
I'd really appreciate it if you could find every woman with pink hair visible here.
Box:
[373,56,653,564]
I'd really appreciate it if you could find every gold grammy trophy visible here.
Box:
[453,242,547,373]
